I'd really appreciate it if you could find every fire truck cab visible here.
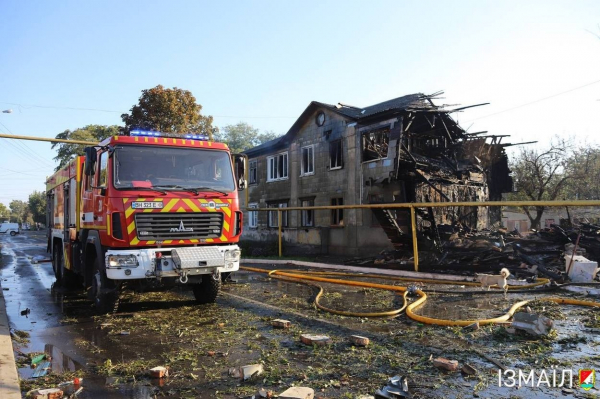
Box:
[47,132,246,312]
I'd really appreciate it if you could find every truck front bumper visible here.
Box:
[104,245,240,281]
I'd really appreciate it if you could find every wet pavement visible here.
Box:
[1,232,600,398]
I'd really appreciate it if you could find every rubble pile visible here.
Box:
[347,222,600,281]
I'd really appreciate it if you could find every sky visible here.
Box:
[0,0,599,207]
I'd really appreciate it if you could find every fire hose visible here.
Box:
[240,266,600,327]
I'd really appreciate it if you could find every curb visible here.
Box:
[0,281,21,399]
[240,258,473,282]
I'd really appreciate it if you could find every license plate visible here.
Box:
[132,202,164,209]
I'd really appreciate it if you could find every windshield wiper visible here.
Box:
[191,187,228,196]
[121,186,167,195]
[152,185,200,195]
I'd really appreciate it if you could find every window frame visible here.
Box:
[267,201,288,227]
[331,197,344,226]
[300,145,315,177]
[248,203,258,228]
[329,139,343,170]
[249,160,257,185]
[266,152,289,182]
[300,197,315,227]
[97,151,109,188]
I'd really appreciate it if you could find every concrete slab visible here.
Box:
[279,386,314,399]
[0,281,20,399]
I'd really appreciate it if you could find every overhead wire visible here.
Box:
[0,121,55,168]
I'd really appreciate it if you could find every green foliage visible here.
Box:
[27,191,46,224]
[0,202,8,221]
[121,85,214,137]
[52,125,119,171]
[9,200,26,223]
[214,122,282,153]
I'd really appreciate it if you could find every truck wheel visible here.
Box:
[192,273,221,304]
[91,258,119,314]
[9,231,16,236]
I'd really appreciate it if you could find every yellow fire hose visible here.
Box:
[240,266,600,326]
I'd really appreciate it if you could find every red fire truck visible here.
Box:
[46,131,246,312]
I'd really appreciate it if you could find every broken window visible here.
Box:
[268,201,288,227]
[329,139,343,169]
[301,198,315,227]
[362,128,390,162]
[267,152,288,182]
[301,145,314,176]
[249,160,257,185]
[248,203,258,228]
[331,198,344,226]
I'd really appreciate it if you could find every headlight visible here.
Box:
[224,249,241,261]
[108,255,139,268]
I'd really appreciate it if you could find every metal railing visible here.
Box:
[247,200,600,271]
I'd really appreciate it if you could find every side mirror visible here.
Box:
[84,147,97,176]
[233,154,247,191]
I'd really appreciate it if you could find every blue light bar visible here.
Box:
[130,129,208,140]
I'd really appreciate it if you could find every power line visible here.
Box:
[466,78,600,122]
[0,121,55,168]
[0,101,297,119]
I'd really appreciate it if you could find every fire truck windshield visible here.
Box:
[113,145,236,193]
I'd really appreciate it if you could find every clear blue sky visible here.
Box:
[1,1,599,206]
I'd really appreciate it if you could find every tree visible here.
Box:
[121,85,215,137]
[563,144,600,200]
[0,203,8,221]
[9,200,27,223]
[508,140,573,229]
[52,125,119,171]
[28,191,47,225]
[214,122,282,153]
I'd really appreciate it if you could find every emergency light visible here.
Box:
[130,129,209,140]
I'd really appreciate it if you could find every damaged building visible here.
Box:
[240,92,515,256]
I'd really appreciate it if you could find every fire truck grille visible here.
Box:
[134,213,224,241]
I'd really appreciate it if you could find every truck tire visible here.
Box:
[9,231,16,236]
[192,273,221,304]
[91,257,120,314]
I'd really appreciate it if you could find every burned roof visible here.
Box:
[245,92,443,157]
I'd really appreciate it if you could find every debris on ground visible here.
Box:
[512,312,554,336]
[240,364,264,381]
[300,334,332,346]
[31,387,63,399]
[149,366,168,378]
[272,319,291,328]
[278,386,315,399]
[374,375,410,398]
[461,364,477,376]
[350,335,370,346]
[432,357,459,372]
[255,387,273,398]
[32,360,52,378]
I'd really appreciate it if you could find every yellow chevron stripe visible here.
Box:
[219,234,227,241]
[222,206,231,217]
[223,220,230,232]
[163,240,172,244]
[176,206,186,212]
[200,141,204,146]
[147,241,156,245]
[183,199,201,212]
[206,238,214,243]
[144,137,148,142]
[131,237,139,245]
[163,138,168,144]
[154,138,158,143]
[125,206,135,218]
[179,240,184,244]
[134,137,139,142]
[123,198,129,204]
[127,222,136,234]
[190,239,199,243]
[162,199,179,212]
